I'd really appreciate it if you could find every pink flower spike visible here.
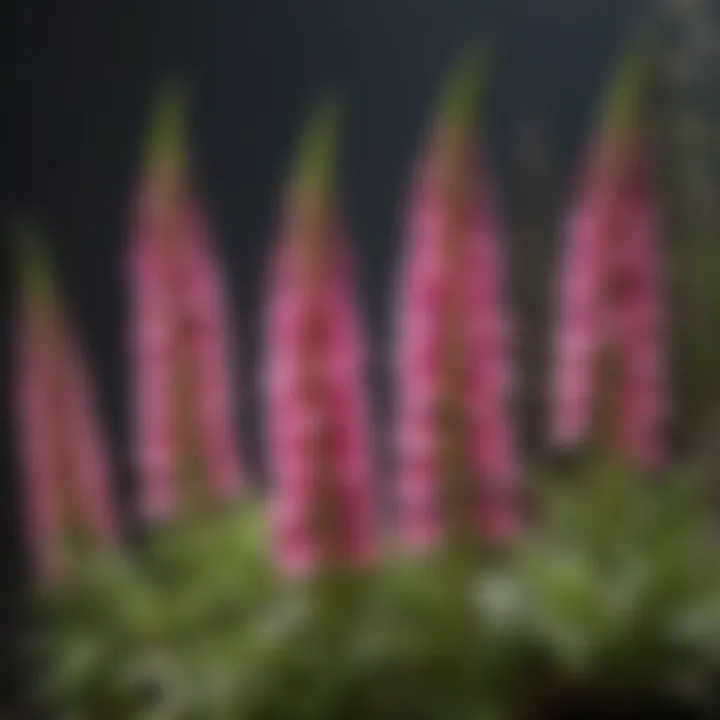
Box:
[612,167,668,470]
[395,51,521,549]
[263,101,375,576]
[550,191,604,449]
[14,224,118,581]
[128,83,243,521]
[549,46,669,470]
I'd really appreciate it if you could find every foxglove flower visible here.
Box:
[128,84,242,519]
[395,54,520,549]
[613,159,667,469]
[550,50,668,469]
[14,226,117,580]
[263,103,375,575]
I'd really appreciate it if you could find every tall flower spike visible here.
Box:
[550,43,668,469]
[14,223,117,581]
[263,100,375,576]
[395,50,520,550]
[128,82,243,520]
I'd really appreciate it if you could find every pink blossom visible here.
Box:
[551,47,669,469]
[264,229,375,575]
[550,57,668,469]
[551,164,668,469]
[263,106,375,575]
[395,128,520,549]
[129,88,242,520]
[611,168,668,470]
[15,238,117,580]
[128,222,176,518]
[550,186,605,447]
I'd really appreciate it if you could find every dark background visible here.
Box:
[2,0,653,714]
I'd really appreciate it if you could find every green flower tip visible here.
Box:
[143,78,191,180]
[435,46,487,149]
[14,218,56,305]
[602,33,656,144]
[291,95,343,212]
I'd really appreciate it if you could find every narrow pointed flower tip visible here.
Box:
[15,219,58,309]
[285,96,342,269]
[141,79,190,185]
[431,47,487,160]
[289,96,342,216]
[598,35,655,149]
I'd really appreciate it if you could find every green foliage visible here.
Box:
[34,546,156,719]
[514,456,720,710]
[34,500,275,719]
[33,472,720,719]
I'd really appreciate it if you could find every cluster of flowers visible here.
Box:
[14,48,667,584]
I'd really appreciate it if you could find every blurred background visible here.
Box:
[4,0,720,714]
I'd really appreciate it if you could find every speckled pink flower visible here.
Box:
[263,104,375,575]
[14,228,117,581]
[550,51,668,469]
[395,55,520,549]
[128,85,242,520]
